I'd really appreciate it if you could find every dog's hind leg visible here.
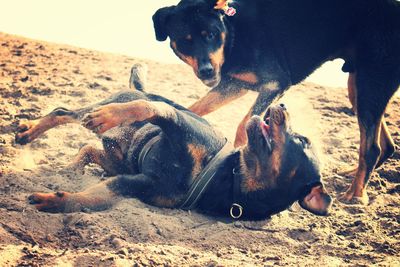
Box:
[62,145,119,175]
[16,107,80,145]
[15,90,148,145]
[339,73,395,176]
[337,73,359,176]
[338,69,398,205]
[28,174,154,213]
[347,72,357,113]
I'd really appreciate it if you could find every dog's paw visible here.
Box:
[28,192,69,213]
[15,120,38,145]
[337,190,369,206]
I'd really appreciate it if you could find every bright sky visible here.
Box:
[0,0,348,87]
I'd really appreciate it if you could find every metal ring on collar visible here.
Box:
[230,203,243,219]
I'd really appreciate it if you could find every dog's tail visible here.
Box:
[129,63,148,92]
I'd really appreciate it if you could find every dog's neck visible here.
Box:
[196,147,276,220]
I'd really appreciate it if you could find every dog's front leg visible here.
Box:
[234,81,288,147]
[189,79,247,116]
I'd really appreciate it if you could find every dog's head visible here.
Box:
[241,104,332,216]
[153,0,230,87]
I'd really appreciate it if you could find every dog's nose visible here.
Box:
[279,103,286,109]
[198,63,214,80]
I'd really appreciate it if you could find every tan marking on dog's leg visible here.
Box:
[189,89,248,116]
[339,121,381,205]
[234,111,252,147]
[338,73,358,176]
[347,73,357,113]
[16,113,78,144]
[83,100,178,134]
[29,179,118,212]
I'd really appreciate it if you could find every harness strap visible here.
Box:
[180,139,232,210]
[138,135,162,173]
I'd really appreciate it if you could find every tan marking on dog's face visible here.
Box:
[268,108,289,175]
[230,72,259,85]
[187,143,207,179]
[239,147,268,193]
[239,107,291,193]
[208,33,226,73]
[171,41,199,75]
[243,177,265,192]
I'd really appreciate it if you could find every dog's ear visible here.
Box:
[152,6,175,42]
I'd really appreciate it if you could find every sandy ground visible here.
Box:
[0,32,399,266]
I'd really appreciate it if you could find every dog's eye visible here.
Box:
[201,30,216,41]
[184,35,192,42]
[181,36,193,45]
[206,32,216,40]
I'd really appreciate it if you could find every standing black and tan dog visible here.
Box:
[152,0,400,204]
[15,65,331,220]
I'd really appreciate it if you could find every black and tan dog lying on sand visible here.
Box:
[153,0,400,205]
[15,65,331,220]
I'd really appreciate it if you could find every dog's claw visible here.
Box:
[15,134,30,145]
[17,125,29,133]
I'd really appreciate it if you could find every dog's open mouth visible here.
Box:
[260,106,287,147]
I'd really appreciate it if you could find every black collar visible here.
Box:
[180,139,233,210]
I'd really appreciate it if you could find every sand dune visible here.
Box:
[0,32,399,266]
